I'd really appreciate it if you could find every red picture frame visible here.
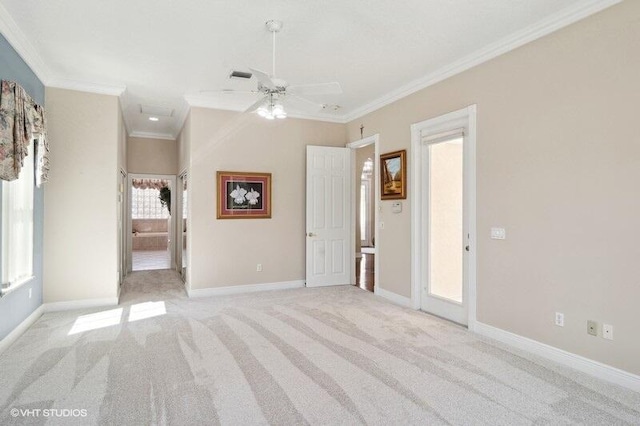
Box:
[217,171,272,219]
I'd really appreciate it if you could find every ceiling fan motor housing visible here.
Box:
[266,20,283,32]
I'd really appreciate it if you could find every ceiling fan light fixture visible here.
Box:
[272,103,285,116]
[257,105,269,117]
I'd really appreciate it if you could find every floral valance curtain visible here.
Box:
[132,179,170,190]
[0,80,49,185]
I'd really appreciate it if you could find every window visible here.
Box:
[131,187,169,219]
[1,141,35,293]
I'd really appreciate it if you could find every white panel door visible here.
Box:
[306,146,351,287]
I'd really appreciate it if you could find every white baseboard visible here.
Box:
[188,280,305,298]
[0,305,44,355]
[375,287,413,309]
[471,320,640,393]
[44,297,119,312]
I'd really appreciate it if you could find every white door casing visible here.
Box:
[118,169,127,285]
[411,105,477,327]
[306,146,351,287]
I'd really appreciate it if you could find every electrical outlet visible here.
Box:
[256,264,262,272]
[587,320,598,336]
[555,312,564,327]
[603,324,613,340]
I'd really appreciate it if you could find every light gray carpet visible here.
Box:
[1,270,639,425]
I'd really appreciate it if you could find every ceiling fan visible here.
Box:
[204,20,342,120]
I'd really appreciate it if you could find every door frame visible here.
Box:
[127,173,177,273]
[118,168,127,287]
[176,170,188,284]
[410,106,477,327]
[347,134,380,290]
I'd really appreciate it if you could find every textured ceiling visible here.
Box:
[0,0,617,139]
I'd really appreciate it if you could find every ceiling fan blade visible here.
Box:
[199,89,258,95]
[287,82,342,96]
[244,96,267,114]
[287,93,324,110]
[249,68,276,90]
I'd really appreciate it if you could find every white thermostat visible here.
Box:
[391,202,402,213]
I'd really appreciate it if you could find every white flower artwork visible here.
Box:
[230,185,247,204]
[246,188,260,205]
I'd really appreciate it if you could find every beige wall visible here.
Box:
[346,2,640,375]
[127,137,177,175]
[188,107,346,290]
[44,88,120,303]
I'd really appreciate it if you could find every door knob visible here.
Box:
[307,232,316,237]
[465,245,470,252]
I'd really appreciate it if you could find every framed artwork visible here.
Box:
[380,150,407,200]
[217,171,272,219]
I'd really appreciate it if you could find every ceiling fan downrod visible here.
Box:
[265,20,282,78]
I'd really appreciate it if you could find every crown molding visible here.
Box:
[342,0,622,123]
[286,110,346,124]
[184,95,346,124]
[47,78,126,96]
[0,3,52,84]
[129,131,176,141]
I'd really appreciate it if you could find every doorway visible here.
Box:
[127,174,176,272]
[411,106,476,326]
[347,135,379,293]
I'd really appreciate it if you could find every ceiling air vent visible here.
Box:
[140,105,174,117]
[229,70,253,80]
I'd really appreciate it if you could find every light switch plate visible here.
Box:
[603,324,613,340]
[490,227,506,240]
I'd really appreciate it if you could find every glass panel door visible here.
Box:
[428,138,463,303]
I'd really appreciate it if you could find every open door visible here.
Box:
[306,146,351,287]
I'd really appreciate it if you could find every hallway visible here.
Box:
[131,250,171,271]
[119,269,186,304]
[355,253,374,292]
